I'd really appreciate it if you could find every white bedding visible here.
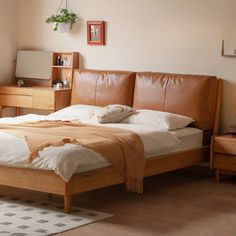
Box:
[0,114,202,181]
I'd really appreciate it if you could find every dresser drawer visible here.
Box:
[214,135,236,155]
[32,89,55,110]
[0,86,32,96]
[213,153,236,171]
[0,94,32,108]
[0,86,71,113]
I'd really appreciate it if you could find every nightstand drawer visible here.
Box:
[214,135,236,155]
[213,153,236,171]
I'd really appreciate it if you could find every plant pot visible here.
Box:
[57,23,71,33]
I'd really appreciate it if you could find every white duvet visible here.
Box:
[0,114,181,181]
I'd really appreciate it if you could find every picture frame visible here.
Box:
[87,21,105,46]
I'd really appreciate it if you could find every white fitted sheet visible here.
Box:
[0,114,202,181]
[72,127,203,173]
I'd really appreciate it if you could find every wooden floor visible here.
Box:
[1,167,236,236]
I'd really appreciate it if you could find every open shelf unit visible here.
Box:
[12,51,79,88]
[51,52,79,88]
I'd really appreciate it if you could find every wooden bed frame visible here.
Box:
[0,72,222,213]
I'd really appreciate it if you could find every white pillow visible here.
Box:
[90,104,134,124]
[47,104,99,122]
[120,109,194,131]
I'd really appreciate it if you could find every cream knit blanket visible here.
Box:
[0,121,145,193]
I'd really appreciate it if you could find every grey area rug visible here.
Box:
[0,194,112,235]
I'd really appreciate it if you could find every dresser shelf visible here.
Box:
[51,65,73,69]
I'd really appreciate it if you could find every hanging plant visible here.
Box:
[45,0,79,33]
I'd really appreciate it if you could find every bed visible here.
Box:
[0,69,222,213]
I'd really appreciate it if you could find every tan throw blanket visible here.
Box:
[0,121,145,193]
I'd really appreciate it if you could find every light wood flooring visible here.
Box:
[1,167,236,236]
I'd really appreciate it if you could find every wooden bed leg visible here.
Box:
[64,195,72,214]
[215,170,220,182]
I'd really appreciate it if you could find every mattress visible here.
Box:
[0,114,203,181]
[73,127,203,173]
[146,127,203,157]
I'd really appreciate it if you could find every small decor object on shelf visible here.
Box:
[46,0,79,33]
[87,21,105,45]
[17,79,24,87]
[63,77,70,88]
[56,54,61,65]
[53,80,63,90]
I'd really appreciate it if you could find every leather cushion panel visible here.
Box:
[134,72,218,130]
[133,72,168,110]
[71,69,135,106]
[164,74,218,130]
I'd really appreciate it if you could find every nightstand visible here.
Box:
[211,134,236,181]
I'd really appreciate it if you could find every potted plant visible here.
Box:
[46,8,79,33]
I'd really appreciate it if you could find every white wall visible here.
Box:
[0,0,17,84]
[14,0,236,131]
[0,0,18,116]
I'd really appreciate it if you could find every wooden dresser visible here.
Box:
[0,51,79,117]
[0,86,71,117]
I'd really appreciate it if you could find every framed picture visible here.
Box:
[87,21,105,46]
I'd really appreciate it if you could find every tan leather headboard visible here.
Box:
[71,69,219,131]
[71,69,135,106]
[133,72,218,130]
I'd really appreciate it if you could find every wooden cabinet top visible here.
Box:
[0,85,71,94]
[213,134,236,155]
